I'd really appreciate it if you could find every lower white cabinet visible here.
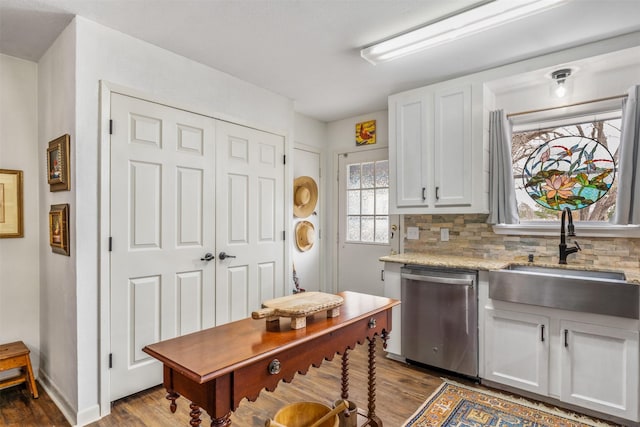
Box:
[483,302,640,422]
[383,262,402,358]
[560,320,639,420]
[484,308,549,395]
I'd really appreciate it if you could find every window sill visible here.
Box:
[493,222,640,238]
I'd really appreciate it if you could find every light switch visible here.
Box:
[407,226,419,240]
[441,228,449,241]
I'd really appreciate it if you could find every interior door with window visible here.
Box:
[338,149,399,296]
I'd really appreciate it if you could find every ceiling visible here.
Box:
[1,0,640,122]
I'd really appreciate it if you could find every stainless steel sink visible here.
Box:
[489,264,639,319]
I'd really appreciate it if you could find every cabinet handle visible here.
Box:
[540,324,545,342]
[564,329,569,347]
[381,269,385,281]
[435,186,440,200]
[422,187,426,201]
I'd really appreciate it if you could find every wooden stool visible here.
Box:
[0,341,39,398]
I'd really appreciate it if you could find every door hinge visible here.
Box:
[109,237,112,252]
[283,155,286,165]
[109,119,113,135]
[109,353,113,369]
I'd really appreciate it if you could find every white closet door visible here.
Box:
[109,93,216,400]
[215,121,285,325]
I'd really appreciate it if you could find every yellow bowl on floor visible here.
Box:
[273,401,339,427]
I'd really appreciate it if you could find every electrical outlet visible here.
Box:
[440,228,449,242]
[407,226,419,240]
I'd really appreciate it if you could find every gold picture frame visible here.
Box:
[47,134,70,191]
[49,203,70,256]
[0,169,24,238]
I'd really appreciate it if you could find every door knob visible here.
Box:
[218,252,236,260]
[200,253,214,261]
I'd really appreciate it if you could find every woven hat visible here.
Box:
[295,221,315,252]
[293,176,318,218]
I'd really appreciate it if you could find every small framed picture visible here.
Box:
[356,120,376,146]
[47,134,70,191]
[49,203,70,256]
[0,169,24,238]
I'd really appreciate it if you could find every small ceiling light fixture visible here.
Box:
[551,68,572,98]
[360,0,566,65]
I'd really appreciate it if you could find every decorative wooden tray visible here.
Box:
[252,292,344,329]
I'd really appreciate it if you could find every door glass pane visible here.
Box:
[375,160,389,187]
[361,189,375,215]
[347,216,360,241]
[375,216,388,243]
[348,164,360,189]
[347,190,360,215]
[375,189,388,215]
[361,216,374,242]
[361,162,375,189]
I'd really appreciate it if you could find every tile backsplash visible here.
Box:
[403,214,640,270]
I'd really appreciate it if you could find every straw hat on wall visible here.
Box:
[295,221,315,252]
[293,176,318,218]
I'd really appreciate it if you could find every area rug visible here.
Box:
[402,380,613,427]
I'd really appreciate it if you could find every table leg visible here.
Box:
[190,403,202,426]
[166,390,179,413]
[210,412,231,427]
[366,336,383,427]
[341,349,349,399]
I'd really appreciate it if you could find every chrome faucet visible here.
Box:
[559,207,581,264]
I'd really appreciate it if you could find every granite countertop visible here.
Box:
[380,253,640,285]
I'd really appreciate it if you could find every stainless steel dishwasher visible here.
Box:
[401,266,478,378]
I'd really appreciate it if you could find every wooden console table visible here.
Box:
[143,291,399,427]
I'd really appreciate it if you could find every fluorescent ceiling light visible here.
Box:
[361,0,566,65]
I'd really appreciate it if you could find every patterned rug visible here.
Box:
[403,380,613,427]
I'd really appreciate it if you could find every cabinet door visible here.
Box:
[383,262,402,357]
[390,92,430,207]
[434,85,471,206]
[560,320,639,421]
[484,308,549,395]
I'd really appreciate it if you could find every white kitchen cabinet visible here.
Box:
[481,292,640,423]
[389,83,481,214]
[382,262,402,359]
[560,320,639,420]
[484,308,549,395]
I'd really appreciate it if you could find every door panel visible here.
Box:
[215,121,285,325]
[337,149,399,296]
[110,94,216,400]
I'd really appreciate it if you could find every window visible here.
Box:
[346,160,389,243]
[512,115,621,223]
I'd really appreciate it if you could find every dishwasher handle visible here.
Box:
[401,272,474,286]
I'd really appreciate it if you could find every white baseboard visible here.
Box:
[37,369,102,426]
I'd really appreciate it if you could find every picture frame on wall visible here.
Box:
[356,120,376,146]
[0,169,24,238]
[49,203,70,256]
[47,134,70,191]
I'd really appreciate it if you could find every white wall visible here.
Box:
[37,19,78,421]
[50,16,293,424]
[0,54,40,376]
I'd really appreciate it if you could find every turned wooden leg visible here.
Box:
[166,390,179,413]
[189,402,202,426]
[367,337,383,427]
[341,349,349,400]
[210,412,232,427]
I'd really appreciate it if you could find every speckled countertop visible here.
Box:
[379,253,640,285]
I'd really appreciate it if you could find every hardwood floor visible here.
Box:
[1,342,444,427]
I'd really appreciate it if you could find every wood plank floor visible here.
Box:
[1,342,446,427]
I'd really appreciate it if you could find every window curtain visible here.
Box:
[487,110,520,225]
[612,85,640,225]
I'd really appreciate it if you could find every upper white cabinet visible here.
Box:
[389,82,485,214]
